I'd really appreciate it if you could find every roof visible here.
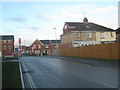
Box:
[40,40,61,44]
[65,22,115,32]
[0,35,14,40]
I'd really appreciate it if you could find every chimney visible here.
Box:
[83,17,88,23]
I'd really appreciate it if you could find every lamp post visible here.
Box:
[53,27,57,47]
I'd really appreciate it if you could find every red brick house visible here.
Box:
[29,39,43,56]
[40,40,61,55]
[0,35,14,58]
[29,39,61,56]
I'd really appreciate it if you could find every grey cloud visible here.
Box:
[27,26,40,30]
[8,17,27,23]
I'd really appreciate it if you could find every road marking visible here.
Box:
[20,58,36,89]
[95,80,116,88]
[19,61,25,89]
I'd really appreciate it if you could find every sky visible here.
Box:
[0,0,119,46]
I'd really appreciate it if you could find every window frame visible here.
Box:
[8,45,11,49]
[3,40,6,44]
[77,32,80,37]
[100,32,105,39]
[3,45,7,49]
[39,45,41,48]
[8,40,11,43]
[34,45,36,49]
[86,32,92,38]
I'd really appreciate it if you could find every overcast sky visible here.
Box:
[0,0,119,46]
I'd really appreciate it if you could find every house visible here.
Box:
[40,40,61,55]
[29,39,61,56]
[116,27,120,42]
[0,35,14,58]
[29,39,43,56]
[60,17,116,47]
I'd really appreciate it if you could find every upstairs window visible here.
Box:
[46,45,48,48]
[100,32,105,39]
[110,32,113,37]
[86,32,91,38]
[64,24,67,29]
[34,45,36,49]
[8,40,11,43]
[39,45,41,48]
[3,40,6,44]
[77,32,80,37]
[86,25,90,29]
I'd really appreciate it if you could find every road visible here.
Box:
[20,56,118,88]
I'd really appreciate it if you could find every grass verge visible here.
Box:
[2,62,22,88]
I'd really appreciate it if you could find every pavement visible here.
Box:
[20,56,118,88]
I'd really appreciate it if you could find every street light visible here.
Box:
[53,27,57,47]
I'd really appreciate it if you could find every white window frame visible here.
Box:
[46,45,48,48]
[3,40,6,43]
[39,45,41,48]
[110,32,113,37]
[34,45,36,49]
[8,45,11,49]
[77,32,80,37]
[86,32,91,38]
[3,45,7,49]
[8,40,11,43]
[100,32,105,39]
[64,24,67,29]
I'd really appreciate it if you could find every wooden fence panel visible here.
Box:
[58,43,119,60]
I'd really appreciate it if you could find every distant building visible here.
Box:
[29,39,43,56]
[0,35,14,58]
[29,39,61,56]
[25,46,30,56]
[116,27,120,42]
[19,45,26,55]
[40,40,61,55]
[60,17,116,47]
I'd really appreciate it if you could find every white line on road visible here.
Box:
[19,61,25,89]
[20,58,36,89]
[95,80,116,88]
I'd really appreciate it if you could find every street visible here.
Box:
[20,56,118,88]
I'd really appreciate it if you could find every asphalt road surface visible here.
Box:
[20,56,118,88]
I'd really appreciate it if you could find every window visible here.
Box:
[3,45,7,49]
[39,45,41,48]
[34,45,36,49]
[86,25,90,29]
[100,32,105,39]
[8,40,11,43]
[3,40,6,43]
[86,32,91,38]
[46,45,48,48]
[110,32,113,37]
[77,32,80,37]
[64,24,67,29]
[8,45,11,49]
